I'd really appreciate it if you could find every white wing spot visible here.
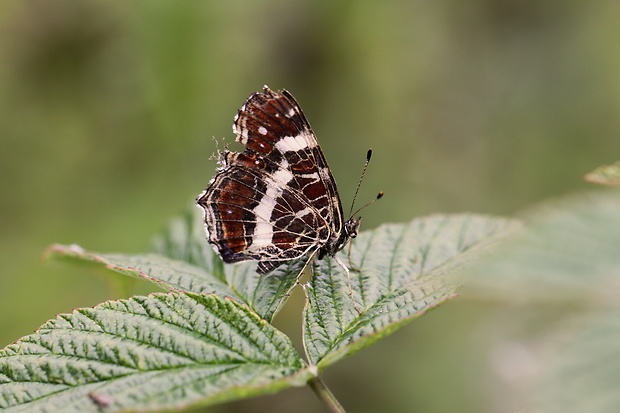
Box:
[258,126,268,135]
[296,207,313,218]
[275,134,316,153]
[272,167,294,185]
[298,172,320,180]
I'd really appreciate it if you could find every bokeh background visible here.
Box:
[2,1,620,412]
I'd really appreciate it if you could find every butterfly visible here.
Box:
[197,86,381,283]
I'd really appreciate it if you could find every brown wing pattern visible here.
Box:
[197,86,345,274]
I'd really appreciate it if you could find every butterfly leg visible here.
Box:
[346,241,362,273]
[334,255,362,314]
[295,250,319,287]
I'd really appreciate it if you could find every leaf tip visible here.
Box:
[42,244,90,266]
[584,161,620,187]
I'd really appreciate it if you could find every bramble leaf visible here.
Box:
[31,212,520,411]
[466,190,620,304]
[302,214,520,368]
[47,208,302,322]
[462,190,620,411]
[0,293,311,413]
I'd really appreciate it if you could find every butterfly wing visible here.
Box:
[197,86,345,274]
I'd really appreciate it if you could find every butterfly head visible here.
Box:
[344,217,361,240]
[318,216,359,259]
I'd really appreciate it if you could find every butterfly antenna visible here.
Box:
[348,149,383,218]
[348,149,372,218]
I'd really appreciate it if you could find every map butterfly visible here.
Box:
[197,86,380,283]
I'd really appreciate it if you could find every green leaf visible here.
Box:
[47,244,238,298]
[46,212,519,378]
[584,161,620,187]
[466,190,620,304]
[151,208,221,273]
[47,207,302,322]
[0,293,311,413]
[460,190,620,411]
[302,214,519,368]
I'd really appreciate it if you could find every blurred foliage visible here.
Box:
[1,1,620,412]
[585,160,620,186]
[465,190,620,412]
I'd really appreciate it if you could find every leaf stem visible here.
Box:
[308,375,346,413]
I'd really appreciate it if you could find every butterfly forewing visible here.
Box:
[234,88,343,231]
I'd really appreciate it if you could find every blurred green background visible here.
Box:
[2,1,620,412]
